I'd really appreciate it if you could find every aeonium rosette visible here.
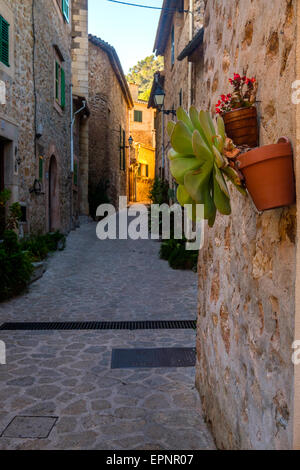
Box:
[167,107,246,227]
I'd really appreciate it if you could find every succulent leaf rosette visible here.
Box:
[167,107,246,227]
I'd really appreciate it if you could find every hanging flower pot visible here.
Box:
[237,137,296,211]
[223,106,259,148]
[215,74,259,148]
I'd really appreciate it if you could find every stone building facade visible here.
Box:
[88,35,133,208]
[151,0,300,450]
[128,83,155,203]
[0,0,89,235]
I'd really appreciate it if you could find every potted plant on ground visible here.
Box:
[237,137,296,211]
[216,74,258,148]
[167,107,246,227]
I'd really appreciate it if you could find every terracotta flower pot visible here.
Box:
[223,106,258,148]
[237,137,296,211]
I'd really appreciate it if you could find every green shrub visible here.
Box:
[21,231,66,262]
[44,231,66,252]
[168,244,198,271]
[159,237,198,271]
[159,239,179,261]
[21,236,48,261]
[149,178,169,205]
[0,231,33,301]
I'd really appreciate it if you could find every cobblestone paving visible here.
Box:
[0,222,215,450]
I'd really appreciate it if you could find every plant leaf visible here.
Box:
[214,164,230,198]
[177,107,194,133]
[192,130,214,163]
[167,121,176,138]
[171,121,193,155]
[177,185,193,206]
[170,156,200,185]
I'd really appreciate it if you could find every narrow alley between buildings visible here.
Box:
[0,221,215,450]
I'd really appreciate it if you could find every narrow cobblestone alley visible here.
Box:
[0,222,215,450]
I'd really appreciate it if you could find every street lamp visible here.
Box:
[153,85,165,108]
[154,86,176,117]
[128,135,133,147]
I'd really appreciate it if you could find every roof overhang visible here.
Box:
[153,0,179,55]
[88,34,133,109]
[177,27,204,61]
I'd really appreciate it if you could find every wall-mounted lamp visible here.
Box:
[29,179,43,195]
[154,85,176,117]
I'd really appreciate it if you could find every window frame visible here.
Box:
[62,0,70,23]
[171,25,175,67]
[0,15,10,68]
[134,110,143,123]
[54,51,66,110]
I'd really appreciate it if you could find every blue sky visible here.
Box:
[88,0,163,74]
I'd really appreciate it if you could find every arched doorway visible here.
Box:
[48,155,59,231]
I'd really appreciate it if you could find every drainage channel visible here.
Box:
[0,320,197,331]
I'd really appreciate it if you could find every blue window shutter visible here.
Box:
[0,16,10,67]
[62,0,70,23]
[61,67,65,108]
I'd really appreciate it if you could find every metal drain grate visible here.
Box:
[111,348,196,369]
[0,320,196,331]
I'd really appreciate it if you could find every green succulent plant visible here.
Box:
[167,107,246,227]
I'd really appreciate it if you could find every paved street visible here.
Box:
[0,222,215,450]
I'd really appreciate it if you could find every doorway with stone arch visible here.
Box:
[48,155,60,231]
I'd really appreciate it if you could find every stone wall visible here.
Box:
[195,0,297,450]
[32,0,72,233]
[0,0,34,233]
[0,0,74,234]
[72,0,89,217]
[88,40,130,207]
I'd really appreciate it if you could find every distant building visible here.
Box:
[128,84,156,203]
[88,35,133,208]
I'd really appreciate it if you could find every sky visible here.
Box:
[88,0,163,74]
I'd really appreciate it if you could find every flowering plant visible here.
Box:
[216,73,257,115]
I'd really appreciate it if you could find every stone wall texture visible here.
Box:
[154,0,297,449]
[0,0,75,234]
[33,0,72,233]
[88,40,130,207]
[194,0,297,450]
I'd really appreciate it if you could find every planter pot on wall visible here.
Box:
[237,137,296,211]
[223,106,258,148]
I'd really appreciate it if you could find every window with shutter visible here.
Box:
[55,62,60,102]
[39,156,44,182]
[62,0,70,23]
[134,110,143,123]
[122,130,126,171]
[74,161,78,186]
[0,16,10,67]
[61,67,65,108]
[119,126,122,170]
[171,25,175,66]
